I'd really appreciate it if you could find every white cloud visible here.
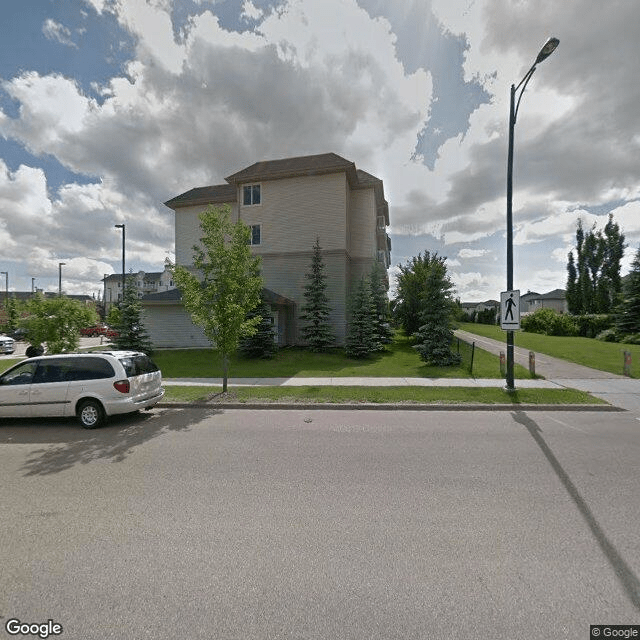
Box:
[241,0,264,21]
[42,19,79,48]
[458,248,490,259]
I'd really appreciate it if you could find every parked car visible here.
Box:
[80,323,108,337]
[0,351,164,428]
[80,324,119,340]
[0,334,16,354]
[8,328,27,341]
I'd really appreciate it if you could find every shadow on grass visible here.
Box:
[0,407,222,477]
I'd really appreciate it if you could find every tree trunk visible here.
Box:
[222,353,228,393]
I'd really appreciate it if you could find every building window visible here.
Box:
[243,184,261,206]
[248,224,261,246]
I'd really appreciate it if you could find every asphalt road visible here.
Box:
[1,408,639,639]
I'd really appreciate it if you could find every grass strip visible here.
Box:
[163,385,605,406]
[151,332,531,380]
[459,322,640,378]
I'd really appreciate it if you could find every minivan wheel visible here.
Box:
[77,399,105,429]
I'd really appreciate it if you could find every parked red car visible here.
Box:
[80,324,119,339]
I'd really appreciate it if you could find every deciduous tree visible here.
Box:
[171,205,263,392]
[409,254,461,366]
[23,293,97,354]
[567,215,625,314]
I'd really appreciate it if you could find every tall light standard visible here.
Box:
[58,262,66,296]
[0,271,8,307]
[114,223,126,301]
[505,36,559,391]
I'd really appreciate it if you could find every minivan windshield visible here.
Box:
[118,355,159,377]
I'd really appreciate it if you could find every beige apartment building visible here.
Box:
[142,153,390,348]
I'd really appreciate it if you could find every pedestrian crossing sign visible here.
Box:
[500,290,520,330]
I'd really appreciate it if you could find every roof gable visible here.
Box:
[225,152,357,185]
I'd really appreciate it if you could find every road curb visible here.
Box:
[156,402,622,412]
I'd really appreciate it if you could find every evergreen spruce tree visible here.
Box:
[239,295,278,359]
[411,256,461,366]
[299,237,334,351]
[616,247,640,336]
[114,276,154,354]
[369,261,393,347]
[345,277,377,358]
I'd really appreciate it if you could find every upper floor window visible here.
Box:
[243,184,261,206]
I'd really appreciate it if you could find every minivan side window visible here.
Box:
[66,357,116,381]
[0,362,37,385]
[33,359,70,384]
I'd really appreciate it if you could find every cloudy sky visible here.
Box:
[1,0,639,302]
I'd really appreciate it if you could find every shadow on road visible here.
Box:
[512,410,640,612]
[0,407,222,477]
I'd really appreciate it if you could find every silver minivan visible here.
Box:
[0,351,164,428]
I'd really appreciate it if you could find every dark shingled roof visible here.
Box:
[225,152,357,185]
[141,287,295,306]
[165,153,385,210]
[164,183,236,209]
[141,288,182,302]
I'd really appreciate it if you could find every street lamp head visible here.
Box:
[115,223,124,229]
[535,37,560,64]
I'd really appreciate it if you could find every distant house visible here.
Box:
[142,152,391,348]
[521,289,567,314]
[460,299,500,323]
[104,267,174,313]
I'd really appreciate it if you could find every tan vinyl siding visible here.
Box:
[240,173,347,254]
[349,187,376,258]
[175,202,238,266]
[142,304,212,349]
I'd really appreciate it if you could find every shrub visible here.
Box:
[521,308,578,336]
[595,328,619,342]
[574,314,613,338]
[621,333,640,345]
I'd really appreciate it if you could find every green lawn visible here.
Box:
[151,332,532,380]
[164,384,605,406]
[459,322,639,377]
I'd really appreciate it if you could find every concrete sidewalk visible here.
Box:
[162,375,640,411]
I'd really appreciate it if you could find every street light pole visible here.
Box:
[114,224,126,301]
[58,263,66,296]
[505,36,559,391]
[0,271,8,307]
